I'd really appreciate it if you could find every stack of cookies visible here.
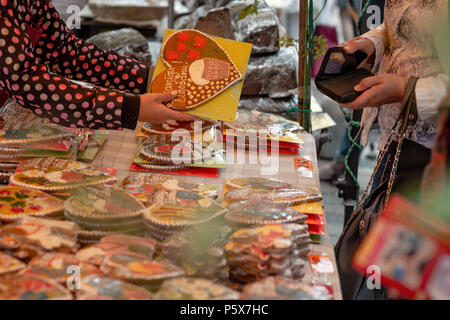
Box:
[143,191,226,241]
[159,223,232,282]
[64,186,146,244]
[225,224,311,284]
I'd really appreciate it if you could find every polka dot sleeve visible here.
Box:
[0,0,144,130]
[31,0,149,95]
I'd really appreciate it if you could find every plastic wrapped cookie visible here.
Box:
[121,173,219,204]
[0,216,79,253]
[76,275,153,300]
[154,277,239,300]
[240,277,323,300]
[21,252,102,284]
[225,177,296,191]
[224,187,322,206]
[0,252,26,275]
[100,250,185,291]
[139,135,214,165]
[0,274,72,300]
[64,186,146,239]
[224,200,307,226]
[141,119,218,135]
[10,158,117,191]
[76,235,157,266]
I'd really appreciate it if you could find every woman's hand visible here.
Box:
[139,92,197,123]
[341,37,376,66]
[342,36,376,56]
[341,74,408,110]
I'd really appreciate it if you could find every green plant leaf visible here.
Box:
[314,35,328,60]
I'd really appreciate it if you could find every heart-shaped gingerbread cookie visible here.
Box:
[151,30,243,110]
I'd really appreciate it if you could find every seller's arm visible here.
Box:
[33,0,149,94]
[0,0,195,130]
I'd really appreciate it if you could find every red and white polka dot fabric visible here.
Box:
[0,0,149,129]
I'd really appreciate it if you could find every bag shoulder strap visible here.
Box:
[397,76,419,136]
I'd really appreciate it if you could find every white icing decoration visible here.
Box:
[189,60,210,86]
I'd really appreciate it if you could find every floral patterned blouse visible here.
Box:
[360,0,449,149]
[0,0,150,130]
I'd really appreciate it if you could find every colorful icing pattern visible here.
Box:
[64,186,145,221]
[144,192,225,227]
[0,274,72,300]
[10,158,117,191]
[0,187,63,221]
[0,125,73,146]
[225,200,308,226]
[151,30,243,110]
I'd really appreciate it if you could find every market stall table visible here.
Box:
[92,129,343,300]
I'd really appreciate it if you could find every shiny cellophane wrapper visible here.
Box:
[240,276,323,300]
[0,216,79,253]
[121,173,219,205]
[159,223,232,281]
[139,135,214,165]
[154,277,239,300]
[0,187,64,222]
[224,187,322,206]
[144,196,226,229]
[134,122,226,169]
[99,250,185,287]
[224,177,298,192]
[0,274,72,300]
[139,119,219,136]
[64,186,145,222]
[224,200,307,226]
[21,252,101,284]
[76,275,153,300]
[224,110,304,144]
[10,158,117,191]
[76,234,157,266]
[0,251,26,275]
[225,224,310,283]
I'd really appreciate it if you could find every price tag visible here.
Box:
[309,254,335,273]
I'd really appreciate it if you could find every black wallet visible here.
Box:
[315,47,374,103]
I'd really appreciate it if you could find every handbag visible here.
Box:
[334,76,429,300]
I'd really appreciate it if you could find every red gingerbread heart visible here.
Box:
[151,30,243,111]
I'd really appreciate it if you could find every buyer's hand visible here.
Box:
[139,92,197,124]
[341,74,408,110]
[341,37,376,66]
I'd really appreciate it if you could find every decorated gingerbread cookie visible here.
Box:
[10,158,117,191]
[151,30,243,110]
[141,119,218,135]
[0,252,26,275]
[0,187,64,221]
[0,125,73,146]
[0,216,79,253]
[76,275,153,300]
[155,277,239,300]
[0,274,72,300]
